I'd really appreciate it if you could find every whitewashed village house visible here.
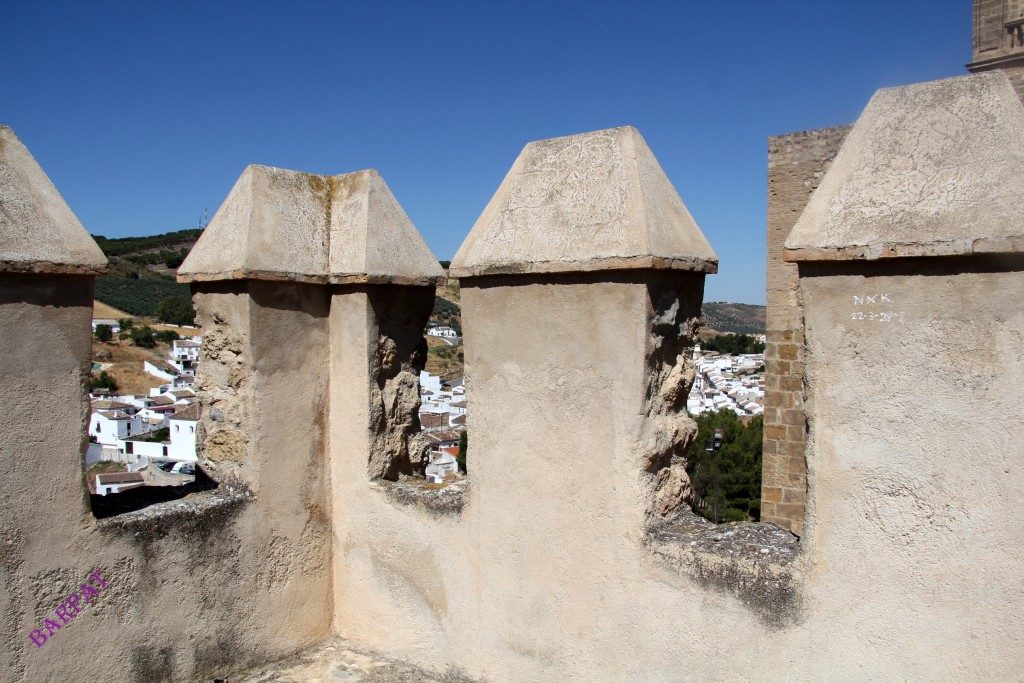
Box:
[426,325,458,339]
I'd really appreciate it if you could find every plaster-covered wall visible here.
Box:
[795,260,1024,680]
[6,60,1024,680]
[1,277,332,683]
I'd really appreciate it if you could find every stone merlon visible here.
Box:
[0,126,107,275]
[178,165,445,285]
[785,72,1024,261]
[449,126,718,277]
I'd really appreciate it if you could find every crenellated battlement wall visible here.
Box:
[1,46,1024,683]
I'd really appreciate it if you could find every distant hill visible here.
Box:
[92,229,203,258]
[91,232,765,341]
[700,302,766,336]
[91,229,201,317]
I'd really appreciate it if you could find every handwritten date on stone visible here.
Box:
[850,293,896,322]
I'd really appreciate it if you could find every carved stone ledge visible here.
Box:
[645,511,801,628]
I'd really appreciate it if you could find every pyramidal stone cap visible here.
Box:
[178,166,445,286]
[785,71,1024,261]
[0,126,107,274]
[449,126,717,277]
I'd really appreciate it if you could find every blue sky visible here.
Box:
[2,0,969,303]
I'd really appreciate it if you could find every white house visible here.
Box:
[167,403,200,461]
[172,338,201,361]
[170,339,201,376]
[144,360,180,383]
[424,431,461,455]
[91,318,121,335]
[90,409,145,446]
[427,326,458,339]
[425,451,459,483]
[95,472,145,496]
[138,394,179,421]
[419,371,442,394]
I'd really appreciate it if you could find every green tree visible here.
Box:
[703,334,765,355]
[155,296,195,326]
[685,410,763,523]
[89,371,119,392]
[155,330,180,344]
[161,248,188,269]
[457,431,467,473]
[94,324,113,342]
[131,325,156,348]
[118,318,134,330]
[138,427,170,442]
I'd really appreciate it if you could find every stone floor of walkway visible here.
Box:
[221,637,475,683]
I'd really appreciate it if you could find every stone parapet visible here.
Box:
[0,126,106,275]
[785,72,1024,263]
[449,126,717,278]
[178,166,445,286]
[451,126,714,528]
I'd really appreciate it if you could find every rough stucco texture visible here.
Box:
[450,126,717,277]
[798,263,1024,680]
[0,127,106,274]
[1,276,331,683]
[330,267,1024,681]
[786,72,1024,260]
[331,276,804,682]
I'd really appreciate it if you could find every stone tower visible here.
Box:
[968,0,1024,95]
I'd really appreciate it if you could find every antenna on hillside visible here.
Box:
[198,207,209,230]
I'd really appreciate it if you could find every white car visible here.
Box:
[169,462,195,475]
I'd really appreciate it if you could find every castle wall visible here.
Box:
[796,260,1024,680]
[762,126,850,535]
[0,278,334,683]
[970,0,1024,71]
[4,65,1024,683]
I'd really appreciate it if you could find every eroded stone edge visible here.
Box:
[784,236,1024,262]
[448,255,718,278]
[0,259,108,275]
[177,269,445,286]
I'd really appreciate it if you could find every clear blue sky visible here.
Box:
[2,0,969,303]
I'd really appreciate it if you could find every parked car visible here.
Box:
[170,462,195,476]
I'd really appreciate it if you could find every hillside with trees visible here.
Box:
[702,333,765,355]
[700,302,766,335]
[684,410,763,523]
[91,229,199,322]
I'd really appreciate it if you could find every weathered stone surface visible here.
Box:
[1,272,332,682]
[639,275,703,522]
[178,166,445,285]
[795,260,1024,675]
[375,476,467,516]
[367,287,434,481]
[231,636,476,682]
[786,72,1024,261]
[450,126,718,277]
[646,512,800,627]
[0,126,106,274]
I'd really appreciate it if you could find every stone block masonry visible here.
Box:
[762,125,850,536]
[970,0,1024,72]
